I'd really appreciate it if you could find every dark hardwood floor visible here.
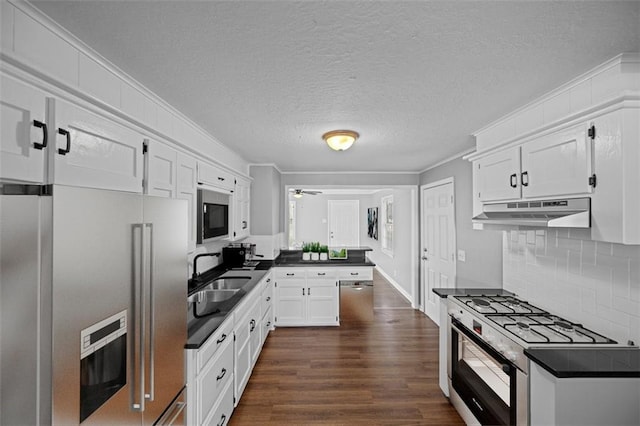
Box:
[230,270,464,425]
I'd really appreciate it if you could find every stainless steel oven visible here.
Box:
[450,318,527,425]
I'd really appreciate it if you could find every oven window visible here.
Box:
[452,327,513,425]
[80,334,126,423]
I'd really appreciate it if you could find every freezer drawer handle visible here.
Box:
[33,120,48,149]
[216,414,227,426]
[57,128,71,155]
[216,368,227,381]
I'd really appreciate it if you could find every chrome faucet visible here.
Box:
[191,252,221,283]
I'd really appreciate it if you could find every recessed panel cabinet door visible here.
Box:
[144,139,177,198]
[521,122,593,198]
[307,282,338,325]
[51,98,144,193]
[475,147,521,202]
[0,74,47,183]
[274,282,306,326]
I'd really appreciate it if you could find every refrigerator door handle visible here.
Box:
[131,223,146,412]
[145,222,155,402]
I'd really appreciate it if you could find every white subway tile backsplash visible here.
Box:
[503,230,640,345]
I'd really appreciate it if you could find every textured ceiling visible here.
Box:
[32,1,640,172]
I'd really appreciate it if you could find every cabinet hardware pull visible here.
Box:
[216,333,227,344]
[216,368,227,381]
[217,176,225,181]
[266,296,271,302]
[57,128,71,155]
[308,287,311,296]
[267,278,271,282]
[286,273,294,276]
[521,171,529,187]
[471,397,484,412]
[242,220,247,229]
[267,321,271,327]
[302,288,305,296]
[217,413,226,426]
[318,272,325,276]
[33,120,47,149]
[350,272,358,276]
[250,319,256,332]
[509,173,517,188]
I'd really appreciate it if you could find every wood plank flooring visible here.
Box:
[230,270,464,425]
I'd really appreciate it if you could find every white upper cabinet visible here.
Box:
[232,176,251,241]
[197,161,234,192]
[177,153,198,252]
[475,148,521,202]
[520,121,593,199]
[144,139,177,198]
[50,98,144,193]
[0,73,48,183]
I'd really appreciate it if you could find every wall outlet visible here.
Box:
[457,250,466,262]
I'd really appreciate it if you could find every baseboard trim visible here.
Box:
[375,266,413,305]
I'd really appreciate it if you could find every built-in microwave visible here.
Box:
[197,189,230,243]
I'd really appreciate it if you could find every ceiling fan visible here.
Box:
[289,189,323,198]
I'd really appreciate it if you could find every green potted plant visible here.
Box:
[302,242,311,261]
[319,245,329,261]
[310,242,320,261]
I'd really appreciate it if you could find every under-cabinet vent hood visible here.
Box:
[473,197,591,228]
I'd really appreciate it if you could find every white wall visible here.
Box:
[503,229,640,345]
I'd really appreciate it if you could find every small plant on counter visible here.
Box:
[319,245,329,261]
[310,242,320,261]
[302,243,311,261]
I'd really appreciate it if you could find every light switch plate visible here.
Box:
[457,250,466,262]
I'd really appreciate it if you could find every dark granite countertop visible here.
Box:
[432,288,513,298]
[275,249,375,267]
[525,347,640,378]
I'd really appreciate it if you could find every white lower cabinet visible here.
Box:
[202,379,234,426]
[274,267,340,327]
[233,295,261,405]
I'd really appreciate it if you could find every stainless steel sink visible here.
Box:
[188,289,238,304]
[204,276,251,290]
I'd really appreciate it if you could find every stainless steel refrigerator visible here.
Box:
[1,184,188,425]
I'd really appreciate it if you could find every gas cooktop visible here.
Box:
[451,294,617,346]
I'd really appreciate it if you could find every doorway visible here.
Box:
[421,179,456,325]
[327,200,359,247]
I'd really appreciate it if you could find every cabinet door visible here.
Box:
[0,74,47,183]
[521,122,593,198]
[144,139,177,198]
[197,161,234,191]
[475,147,521,202]
[232,177,251,240]
[51,99,144,192]
[274,281,306,326]
[177,153,198,252]
[307,281,339,325]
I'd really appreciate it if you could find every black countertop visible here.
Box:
[432,288,514,298]
[275,248,375,267]
[525,347,640,378]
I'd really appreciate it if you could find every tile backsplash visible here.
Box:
[503,229,640,345]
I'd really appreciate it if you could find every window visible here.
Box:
[381,195,393,257]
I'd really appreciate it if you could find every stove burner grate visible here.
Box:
[471,298,490,307]
[554,321,574,332]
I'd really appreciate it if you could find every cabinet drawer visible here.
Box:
[275,268,305,279]
[197,315,234,371]
[198,338,234,424]
[306,268,338,279]
[338,267,373,280]
[232,286,261,327]
[261,280,273,317]
[203,376,234,426]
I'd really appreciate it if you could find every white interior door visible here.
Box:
[421,181,455,325]
[328,200,359,247]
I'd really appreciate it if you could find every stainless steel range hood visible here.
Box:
[473,197,591,228]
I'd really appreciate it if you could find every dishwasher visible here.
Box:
[339,280,374,322]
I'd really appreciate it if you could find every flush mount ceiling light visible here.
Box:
[322,130,359,151]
